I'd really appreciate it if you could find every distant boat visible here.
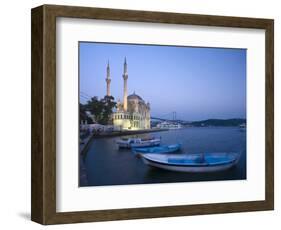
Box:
[140,152,240,173]
[116,137,161,148]
[132,144,181,156]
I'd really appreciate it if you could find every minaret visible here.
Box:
[123,57,128,111]
[105,60,111,96]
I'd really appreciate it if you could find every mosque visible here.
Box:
[105,58,151,130]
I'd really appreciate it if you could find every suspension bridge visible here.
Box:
[151,112,189,124]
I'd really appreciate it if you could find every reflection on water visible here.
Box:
[80,127,246,187]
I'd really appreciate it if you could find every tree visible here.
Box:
[79,103,87,124]
[84,96,116,125]
[85,96,103,123]
[100,96,117,125]
[79,103,93,124]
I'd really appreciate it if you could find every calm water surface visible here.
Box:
[80,127,246,187]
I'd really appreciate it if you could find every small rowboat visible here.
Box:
[132,144,181,156]
[116,137,161,148]
[140,152,240,173]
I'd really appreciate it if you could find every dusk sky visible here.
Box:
[79,42,246,121]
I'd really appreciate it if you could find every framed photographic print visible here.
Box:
[31,4,274,224]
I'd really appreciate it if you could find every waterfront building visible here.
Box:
[157,121,182,129]
[106,58,151,130]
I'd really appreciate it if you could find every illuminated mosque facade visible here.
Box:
[105,58,151,130]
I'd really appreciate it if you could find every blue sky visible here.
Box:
[79,42,246,121]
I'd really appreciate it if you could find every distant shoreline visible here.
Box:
[152,118,246,127]
[189,118,246,127]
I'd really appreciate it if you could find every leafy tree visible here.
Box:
[84,97,102,123]
[100,96,116,125]
[79,103,87,123]
[84,96,116,125]
[80,103,93,124]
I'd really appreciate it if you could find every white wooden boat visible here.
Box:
[132,144,181,156]
[116,137,161,148]
[140,152,240,173]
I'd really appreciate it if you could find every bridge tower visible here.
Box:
[172,111,177,120]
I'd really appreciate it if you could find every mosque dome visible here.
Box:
[127,92,144,102]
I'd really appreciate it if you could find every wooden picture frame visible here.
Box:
[31,4,274,225]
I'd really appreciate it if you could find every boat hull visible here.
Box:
[130,140,160,148]
[117,139,161,149]
[140,153,240,173]
[133,144,181,156]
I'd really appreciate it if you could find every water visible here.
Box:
[80,127,246,187]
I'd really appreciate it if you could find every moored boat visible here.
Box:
[132,144,181,156]
[116,137,161,148]
[140,152,240,173]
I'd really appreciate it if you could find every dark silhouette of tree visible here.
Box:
[85,96,103,123]
[83,96,116,125]
[100,96,116,125]
[80,103,93,124]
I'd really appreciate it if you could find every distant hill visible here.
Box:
[190,119,246,127]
